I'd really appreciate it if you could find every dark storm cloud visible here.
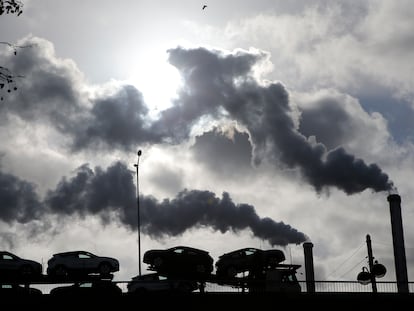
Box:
[0,170,43,223]
[163,46,393,194]
[44,161,305,246]
[191,127,253,176]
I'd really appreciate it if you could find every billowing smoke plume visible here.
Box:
[157,47,393,194]
[4,37,393,194]
[43,162,306,246]
[141,190,306,246]
[0,170,43,223]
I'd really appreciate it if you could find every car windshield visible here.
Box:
[79,253,92,259]
[245,249,258,256]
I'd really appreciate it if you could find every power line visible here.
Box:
[338,256,367,279]
[326,243,365,278]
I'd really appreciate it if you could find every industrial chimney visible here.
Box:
[303,242,315,293]
[387,194,409,293]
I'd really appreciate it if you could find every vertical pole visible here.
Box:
[303,242,315,293]
[134,150,142,276]
[366,234,377,293]
[387,194,409,293]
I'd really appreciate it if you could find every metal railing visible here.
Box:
[201,280,414,293]
[300,281,414,293]
[9,279,414,294]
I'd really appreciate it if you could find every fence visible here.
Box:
[201,280,414,293]
[17,280,414,294]
[301,281,414,293]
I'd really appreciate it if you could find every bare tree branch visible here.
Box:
[0,0,24,16]
[1,1,25,100]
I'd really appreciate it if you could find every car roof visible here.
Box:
[221,247,261,255]
[53,251,94,257]
[168,246,209,254]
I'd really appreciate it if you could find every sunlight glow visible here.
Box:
[127,52,183,118]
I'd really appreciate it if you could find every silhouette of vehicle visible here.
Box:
[143,246,214,279]
[0,283,43,296]
[215,247,286,278]
[0,251,42,281]
[127,272,199,294]
[49,280,122,297]
[247,264,301,293]
[46,251,119,278]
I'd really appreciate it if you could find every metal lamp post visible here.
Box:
[134,150,142,276]
[357,234,386,292]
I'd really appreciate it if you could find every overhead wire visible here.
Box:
[326,242,365,279]
[338,256,368,279]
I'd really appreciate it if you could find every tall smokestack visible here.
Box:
[303,242,315,293]
[387,194,409,293]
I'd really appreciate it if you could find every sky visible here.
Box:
[1,0,414,287]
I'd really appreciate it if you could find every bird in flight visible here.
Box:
[202,5,207,10]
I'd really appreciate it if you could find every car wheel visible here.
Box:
[99,262,112,275]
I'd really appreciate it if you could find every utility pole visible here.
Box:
[366,234,377,293]
[134,150,142,276]
[358,234,386,291]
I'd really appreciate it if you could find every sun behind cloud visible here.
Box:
[126,49,183,118]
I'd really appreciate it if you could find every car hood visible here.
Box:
[143,250,164,262]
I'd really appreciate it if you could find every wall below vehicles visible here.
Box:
[2,292,414,309]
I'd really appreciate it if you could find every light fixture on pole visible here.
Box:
[134,149,142,276]
[357,234,386,292]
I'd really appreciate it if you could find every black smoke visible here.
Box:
[191,127,253,177]
[3,37,393,194]
[43,161,306,246]
[141,190,306,246]
[0,170,43,223]
[161,47,393,194]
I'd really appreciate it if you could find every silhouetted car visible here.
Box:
[49,280,122,297]
[143,246,214,279]
[46,251,119,278]
[127,273,199,294]
[247,264,301,293]
[0,284,43,297]
[215,247,286,278]
[0,251,42,281]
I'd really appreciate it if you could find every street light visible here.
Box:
[357,234,386,292]
[134,150,142,276]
